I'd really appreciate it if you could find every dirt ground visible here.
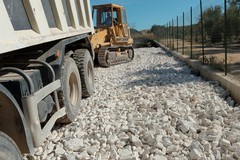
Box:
[163,39,240,80]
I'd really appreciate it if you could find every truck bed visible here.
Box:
[0,0,94,54]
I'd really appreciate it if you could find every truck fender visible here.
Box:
[86,36,95,60]
[0,83,34,154]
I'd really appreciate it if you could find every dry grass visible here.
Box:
[131,33,154,40]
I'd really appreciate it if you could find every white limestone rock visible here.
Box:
[108,134,118,145]
[167,109,181,118]
[189,141,204,153]
[179,120,190,133]
[155,141,165,149]
[110,148,120,159]
[23,47,240,160]
[54,145,65,155]
[87,145,99,155]
[189,148,202,159]
[234,149,240,159]
[63,154,76,160]
[201,141,211,152]
[166,145,179,154]
[74,131,87,138]
[153,155,167,160]
[162,137,172,147]
[145,133,155,146]
[118,132,129,142]
[165,100,176,109]
[220,138,231,148]
[118,148,134,160]
[64,138,85,151]
[130,135,143,147]
[78,151,90,160]
[162,115,169,123]
[205,135,220,142]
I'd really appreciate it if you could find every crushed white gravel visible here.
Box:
[24,47,240,160]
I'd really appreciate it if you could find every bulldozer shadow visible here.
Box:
[125,62,199,88]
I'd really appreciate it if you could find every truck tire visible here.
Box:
[58,56,82,123]
[73,49,95,98]
[0,84,34,154]
[0,131,22,160]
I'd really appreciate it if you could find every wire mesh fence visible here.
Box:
[154,0,240,78]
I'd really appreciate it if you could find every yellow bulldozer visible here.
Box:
[91,4,134,67]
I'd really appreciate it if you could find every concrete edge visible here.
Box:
[153,40,240,104]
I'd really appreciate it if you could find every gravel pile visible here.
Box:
[25,47,240,160]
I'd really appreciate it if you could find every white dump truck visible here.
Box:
[0,0,95,158]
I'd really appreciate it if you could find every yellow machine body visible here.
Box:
[91,4,134,67]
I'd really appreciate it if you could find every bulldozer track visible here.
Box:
[98,47,110,67]
[97,46,134,67]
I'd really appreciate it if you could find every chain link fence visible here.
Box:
[152,0,240,79]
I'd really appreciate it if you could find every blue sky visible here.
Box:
[91,0,222,30]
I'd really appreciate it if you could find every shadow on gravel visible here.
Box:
[125,62,199,87]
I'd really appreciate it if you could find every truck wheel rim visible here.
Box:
[69,72,79,106]
[88,61,94,86]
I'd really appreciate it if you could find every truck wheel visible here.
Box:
[0,131,22,160]
[58,57,82,123]
[73,49,95,98]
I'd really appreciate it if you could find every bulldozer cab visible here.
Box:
[92,4,131,41]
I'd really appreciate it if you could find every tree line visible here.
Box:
[151,1,240,44]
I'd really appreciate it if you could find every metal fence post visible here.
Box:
[191,7,193,59]
[165,26,166,46]
[182,12,185,55]
[163,26,167,46]
[200,0,205,64]
[163,26,165,46]
[177,16,179,52]
[172,19,174,50]
[224,0,228,75]
[167,23,169,47]
[165,25,167,46]
[169,21,171,49]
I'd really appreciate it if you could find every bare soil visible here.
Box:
[165,39,240,80]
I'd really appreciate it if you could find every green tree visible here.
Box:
[202,5,223,43]
[226,1,240,41]
[150,25,164,38]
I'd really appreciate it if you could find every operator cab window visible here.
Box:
[93,6,118,27]
[112,10,118,25]
[102,11,112,26]
[93,7,112,27]
[122,9,127,24]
